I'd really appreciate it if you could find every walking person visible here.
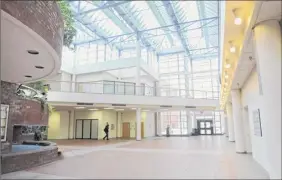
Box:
[166,125,170,137]
[103,122,109,140]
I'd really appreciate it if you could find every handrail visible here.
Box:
[43,80,219,93]
[43,80,219,100]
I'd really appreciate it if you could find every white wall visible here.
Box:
[76,72,116,82]
[144,112,155,137]
[59,111,70,139]
[121,111,155,138]
[241,68,269,172]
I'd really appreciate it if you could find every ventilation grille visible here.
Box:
[160,105,172,108]
[76,103,94,106]
[185,106,196,108]
[112,104,126,106]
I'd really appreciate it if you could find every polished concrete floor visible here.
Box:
[2,136,269,179]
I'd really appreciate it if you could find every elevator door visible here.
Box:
[76,119,98,139]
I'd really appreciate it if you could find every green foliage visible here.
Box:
[57,0,77,49]
[25,81,52,113]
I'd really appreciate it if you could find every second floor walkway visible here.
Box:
[45,80,220,108]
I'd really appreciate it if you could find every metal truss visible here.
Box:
[68,0,220,56]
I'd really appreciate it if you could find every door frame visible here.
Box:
[75,119,98,139]
[198,120,213,135]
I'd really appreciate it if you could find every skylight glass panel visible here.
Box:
[173,1,200,22]
[130,1,160,29]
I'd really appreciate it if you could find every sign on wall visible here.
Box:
[1,104,9,141]
[253,109,262,137]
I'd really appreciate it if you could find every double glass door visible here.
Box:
[198,120,213,135]
[76,119,98,139]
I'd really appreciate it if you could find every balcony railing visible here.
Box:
[44,80,219,100]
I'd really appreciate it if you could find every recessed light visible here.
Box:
[35,66,44,69]
[142,110,150,112]
[230,46,236,53]
[25,75,32,78]
[225,64,231,68]
[27,50,39,55]
[131,108,137,110]
[104,107,113,110]
[116,109,124,111]
[75,107,85,109]
[234,18,242,25]
[225,75,229,79]
[89,109,98,111]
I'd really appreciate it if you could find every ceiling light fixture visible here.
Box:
[104,107,114,110]
[229,41,236,53]
[225,63,231,69]
[35,66,44,69]
[27,50,39,55]
[89,109,98,111]
[232,8,242,25]
[25,75,32,78]
[116,109,124,111]
[131,108,136,110]
[225,75,229,79]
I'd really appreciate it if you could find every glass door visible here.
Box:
[198,120,213,135]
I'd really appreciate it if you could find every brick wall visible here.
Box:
[1,1,64,58]
[1,81,49,147]
[1,145,59,174]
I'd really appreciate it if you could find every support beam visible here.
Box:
[75,1,129,16]
[146,1,174,46]
[162,1,191,57]
[72,17,218,46]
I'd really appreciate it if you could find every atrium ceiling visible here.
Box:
[68,1,220,59]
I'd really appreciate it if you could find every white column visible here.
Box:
[187,110,192,135]
[136,38,141,95]
[71,74,76,92]
[136,108,141,141]
[156,112,162,136]
[224,113,229,137]
[226,102,235,142]
[253,20,281,179]
[231,90,246,153]
[191,112,197,129]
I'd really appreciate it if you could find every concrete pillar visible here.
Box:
[191,112,197,129]
[154,81,160,96]
[71,74,76,92]
[156,112,162,136]
[136,37,141,95]
[136,108,141,141]
[187,110,193,135]
[224,113,229,137]
[253,20,281,179]
[231,90,246,153]
[226,102,235,142]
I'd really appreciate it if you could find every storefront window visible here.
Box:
[1,104,9,141]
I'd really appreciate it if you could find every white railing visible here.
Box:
[44,80,219,100]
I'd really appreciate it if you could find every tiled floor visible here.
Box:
[2,136,269,179]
